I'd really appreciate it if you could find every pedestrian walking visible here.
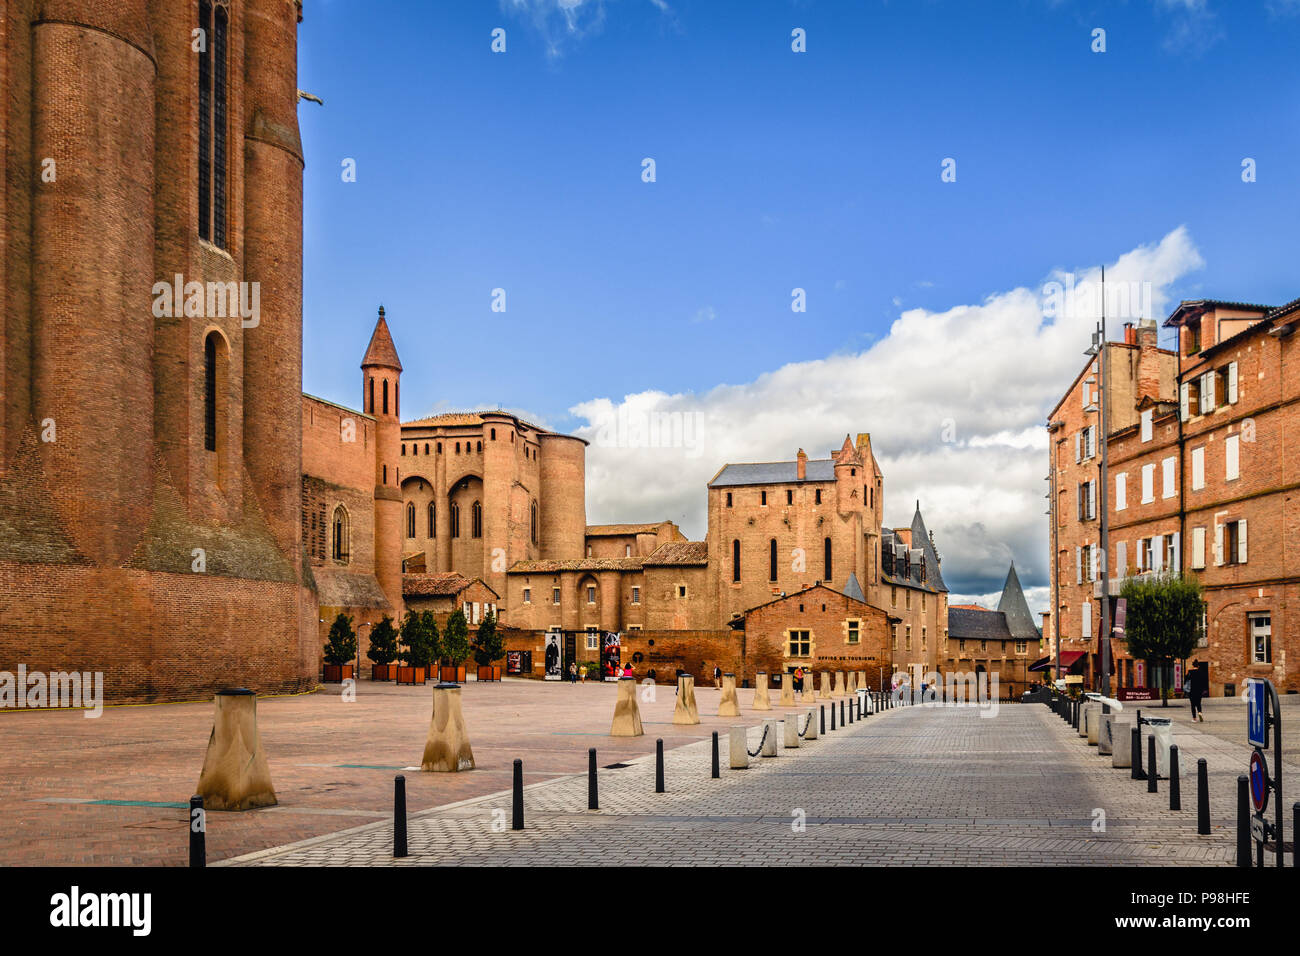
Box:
[713,665,722,689]
[568,661,578,683]
[578,663,587,684]
[1187,663,1206,722]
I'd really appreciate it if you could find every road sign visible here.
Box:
[1249,750,1269,813]
[1250,815,1266,843]
[1246,678,1268,748]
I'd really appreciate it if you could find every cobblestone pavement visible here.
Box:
[225,699,1285,867]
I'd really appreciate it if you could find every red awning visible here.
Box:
[1029,651,1087,673]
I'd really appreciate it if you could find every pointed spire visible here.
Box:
[362,305,402,372]
[842,572,865,603]
[997,562,1039,641]
[909,502,948,593]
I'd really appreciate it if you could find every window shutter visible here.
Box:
[1075,432,1081,463]
[1090,544,1099,581]
[1088,426,1096,459]
[1192,527,1205,569]
[1088,480,1096,520]
[1140,409,1152,442]
[1228,362,1238,404]
[1116,540,1127,576]
[1213,523,1223,566]
[1225,434,1240,481]
[1115,472,1126,511]
[1203,371,1216,412]
[1136,539,1145,571]
[1077,484,1084,521]
[1152,538,1163,573]
[1082,601,1092,639]
[1142,464,1154,503]
[1237,519,1247,564]
[1075,547,1082,584]
[1192,447,1205,490]
[1180,382,1190,421]
[1162,457,1176,499]
[1171,531,1181,573]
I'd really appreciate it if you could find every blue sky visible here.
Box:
[297,0,1300,607]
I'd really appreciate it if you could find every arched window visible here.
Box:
[203,333,218,452]
[382,379,389,415]
[476,440,482,453]
[471,501,483,538]
[406,502,415,538]
[530,501,538,544]
[331,506,350,562]
[427,503,435,538]
[197,1,228,247]
[450,502,460,538]
[769,538,778,582]
[824,537,833,582]
[368,377,374,414]
[732,539,741,582]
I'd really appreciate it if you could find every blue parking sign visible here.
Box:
[1246,678,1268,748]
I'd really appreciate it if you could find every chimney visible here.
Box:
[1123,322,1136,345]
[796,448,807,480]
[1136,318,1161,401]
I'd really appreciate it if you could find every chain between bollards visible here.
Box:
[655,738,665,793]
[588,748,599,810]
[393,774,408,858]
[188,795,205,868]
[711,731,720,779]
[1197,759,1210,836]
[512,759,524,830]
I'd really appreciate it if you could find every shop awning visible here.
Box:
[1028,651,1086,673]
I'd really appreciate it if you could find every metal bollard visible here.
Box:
[711,732,720,779]
[1236,776,1249,867]
[840,699,846,725]
[830,701,836,730]
[655,739,665,793]
[512,759,524,830]
[1147,737,1158,793]
[1072,699,1080,730]
[820,704,825,734]
[588,748,599,810]
[1169,745,1180,811]
[1131,726,1145,780]
[1294,803,1299,868]
[189,795,205,868]
[848,699,854,724]
[393,775,408,858]
[1197,759,1210,835]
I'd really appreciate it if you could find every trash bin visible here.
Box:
[857,688,868,713]
[1145,716,1174,778]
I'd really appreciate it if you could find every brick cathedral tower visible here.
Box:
[361,306,405,619]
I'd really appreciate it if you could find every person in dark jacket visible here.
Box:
[1188,662,1207,722]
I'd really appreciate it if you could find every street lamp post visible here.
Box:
[1086,267,1113,698]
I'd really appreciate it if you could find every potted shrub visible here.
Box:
[472,610,505,682]
[440,608,470,683]
[367,614,399,681]
[397,610,438,686]
[322,613,357,683]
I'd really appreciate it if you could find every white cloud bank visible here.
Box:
[569,227,1205,614]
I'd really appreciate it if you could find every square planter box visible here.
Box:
[476,665,502,682]
[439,665,467,684]
[371,664,397,681]
[323,663,354,683]
[396,665,427,686]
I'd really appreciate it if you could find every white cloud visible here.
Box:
[569,227,1205,616]
[502,0,673,58]
[692,306,717,323]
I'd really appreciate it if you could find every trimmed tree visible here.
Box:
[323,613,357,667]
[442,608,471,672]
[1119,574,1204,707]
[422,611,442,668]
[472,609,505,669]
[399,610,433,669]
[366,614,400,666]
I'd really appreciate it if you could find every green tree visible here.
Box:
[422,611,442,666]
[1120,574,1204,707]
[366,614,400,666]
[323,613,357,666]
[442,608,471,667]
[472,609,505,667]
[399,610,433,668]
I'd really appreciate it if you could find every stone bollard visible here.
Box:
[718,673,742,717]
[783,716,800,749]
[1111,721,1132,768]
[196,689,277,811]
[1087,705,1101,746]
[761,720,778,757]
[804,708,818,740]
[729,726,749,769]
[802,673,817,700]
[778,674,796,707]
[819,672,833,699]
[422,682,477,771]
[752,671,772,711]
[834,671,846,696]
[1098,713,1115,756]
[1078,703,1091,738]
[609,676,645,737]
[672,674,700,725]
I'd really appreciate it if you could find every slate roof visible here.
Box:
[361,307,403,372]
[879,502,948,594]
[709,459,836,487]
[842,572,865,603]
[996,562,1041,641]
[948,606,1014,642]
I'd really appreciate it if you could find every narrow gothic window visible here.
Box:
[450,503,460,538]
[471,501,483,538]
[427,503,435,538]
[824,537,832,582]
[732,539,741,582]
[203,333,218,452]
[769,538,777,582]
[382,379,389,415]
[406,503,415,538]
[331,506,349,561]
[530,501,538,544]
[368,378,374,414]
[197,2,228,246]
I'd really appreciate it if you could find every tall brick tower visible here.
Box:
[362,307,405,620]
[1,0,317,702]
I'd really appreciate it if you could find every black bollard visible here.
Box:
[393,775,408,858]
[848,699,854,724]
[840,699,846,725]
[711,732,720,780]
[1169,745,1180,811]
[588,748,599,810]
[1294,803,1299,868]
[512,759,524,830]
[1147,737,1158,793]
[1132,726,1145,780]
[830,701,836,730]
[1072,700,1080,730]
[820,704,826,734]
[188,795,205,868]
[1197,759,1210,835]
[655,739,665,793]
[1236,775,1250,867]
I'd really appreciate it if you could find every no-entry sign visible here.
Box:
[1249,750,1269,814]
